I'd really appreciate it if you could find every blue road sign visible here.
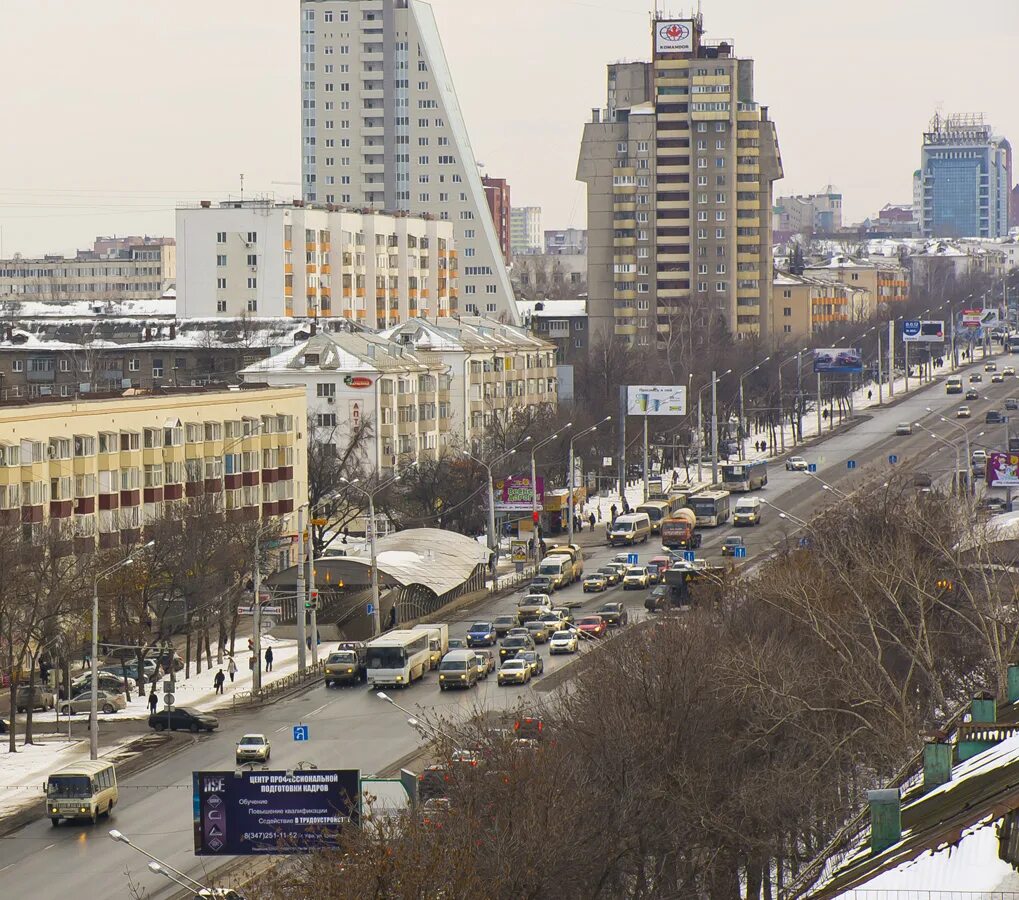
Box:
[626,553,639,565]
[888,454,898,465]
[366,603,374,616]
[808,463,817,473]
[682,550,696,563]
[733,546,747,559]
[847,459,857,470]
[293,724,309,742]
[798,537,812,549]
[903,319,921,338]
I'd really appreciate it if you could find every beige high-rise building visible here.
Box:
[577,14,782,347]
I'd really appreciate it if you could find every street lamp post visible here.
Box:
[464,438,532,563]
[568,418,610,545]
[760,498,809,528]
[928,407,973,495]
[777,351,806,453]
[738,357,770,459]
[915,424,962,493]
[530,425,571,557]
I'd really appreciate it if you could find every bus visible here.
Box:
[365,630,432,688]
[45,760,118,825]
[635,499,672,534]
[689,490,731,527]
[720,460,768,493]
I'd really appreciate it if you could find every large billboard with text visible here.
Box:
[626,385,687,416]
[903,320,945,343]
[987,452,1019,488]
[655,20,694,53]
[493,476,544,512]
[813,348,863,374]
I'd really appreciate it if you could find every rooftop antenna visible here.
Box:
[240,173,245,203]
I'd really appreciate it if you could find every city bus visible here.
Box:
[689,490,731,527]
[666,482,709,513]
[720,460,768,493]
[364,629,432,689]
[635,499,672,534]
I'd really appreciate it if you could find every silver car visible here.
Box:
[59,690,126,716]
[235,733,271,764]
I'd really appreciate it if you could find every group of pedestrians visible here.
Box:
[143,649,246,715]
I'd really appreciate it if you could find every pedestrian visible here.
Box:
[610,503,618,522]
[227,655,237,683]
[148,689,158,715]
[248,654,256,672]
[264,646,273,672]
[577,514,583,533]
[306,634,313,651]
[588,512,596,531]
[622,498,630,515]
[761,441,767,453]
[213,669,225,695]
[867,389,873,401]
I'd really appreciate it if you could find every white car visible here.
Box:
[895,422,913,436]
[549,630,579,655]
[520,593,552,608]
[235,733,271,764]
[786,456,808,472]
[622,566,651,589]
[59,690,126,716]
[957,406,972,419]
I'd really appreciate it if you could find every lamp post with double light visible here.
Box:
[568,418,610,544]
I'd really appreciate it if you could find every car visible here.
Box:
[646,563,664,584]
[721,535,746,557]
[417,765,452,802]
[970,373,983,383]
[506,627,530,640]
[966,388,980,400]
[979,495,1009,514]
[613,552,635,565]
[101,658,158,681]
[957,405,972,418]
[466,622,497,648]
[550,607,575,628]
[786,456,808,472]
[524,621,550,644]
[493,615,517,637]
[148,707,218,733]
[473,650,494,679]
[497,659,531,686]
[583,572,608,592]
[549,630,579,654]
[1005,367,1016,377]
[537,611,568,633]
[648,555,672,577]
[520,592,552,608]
[985,363,997,372]
[498,635,534,664]
[993,373,1005,383]
[605,561,630,580]
[518,650,544,678]
[528,576,556,595]
[1007,398,1019,411]
[913,472,933,488]
[58,691,125,716]
[70,672,138,699]
[596,601,628,626]
[235,733,271,764]
[622,566,651,589]
[576,615,607,639]
[895,422,913,436]
[447,638,467,650]
[323,648,364,686]
[16,685,56,712]
[645,585,671,613]
[986,410,1005,424]
[597,565,622,585]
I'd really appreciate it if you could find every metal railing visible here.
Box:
[229,662,324,709]
[835,893,1019,900]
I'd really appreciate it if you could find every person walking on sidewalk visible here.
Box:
[264,646,274,672]
[227,655,238,683]
[213,669,225,695]
[588,512,596,531]
[148,689,158,715]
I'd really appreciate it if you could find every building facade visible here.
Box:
[510,207,543,256]
[920,113,1012,239]
[0,386,306,549]
[177,201,457,325]
[298,0,517,322]
[0,237,175,303]
[577,13,783,346]
[510,253,587,301]
[545,228,588,255]
[773,188,842,237]
[482,176,512,264]
[516,300,588,364]
[803,256,909,310]
[771,273,870,342]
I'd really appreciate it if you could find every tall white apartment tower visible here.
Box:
[300,0,519,324]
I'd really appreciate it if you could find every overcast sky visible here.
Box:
[1,0,1017,256]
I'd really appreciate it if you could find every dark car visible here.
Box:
[447,638,467,650]
[597,565,622,585]
[499,635,534,664]
[466,622,497,648]
[645,585,671,613]
[966,389,980,400]
[518,650,545,678]
[986,410,1005,424]
[721,535,746,557]
[148,707,218,733]
[646,563,663,584]
[528,575,556,595]
[596,602,628,627]
[1007,398,1019,411]
[493,615,517,637]
[979,495,1009,514]
[970,373,983,383]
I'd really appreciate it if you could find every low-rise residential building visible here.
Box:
[516,300,588,364]
[0,385,306,550]
[771,273,870,342]
[0,236,175,303]
[544,229,588,256]
[803,256,909,309]
[510,253,587,301]
[773,188,843,238]
[177,200,458,324]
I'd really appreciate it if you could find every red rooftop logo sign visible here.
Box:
[656,20,693,53]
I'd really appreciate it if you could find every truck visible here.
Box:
[660,508,701,550]
[544,543,584,583]
[410,623,449,670]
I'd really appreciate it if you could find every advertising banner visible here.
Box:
[813,348,863,374]
[493,475,544,512]
[193,769,360,856]
[655,20,694,53]
[903,320,945,343]
[987,452,1019,488]
[962,308,1001,329]
[626,385,688,416]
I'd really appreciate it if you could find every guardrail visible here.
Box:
[230,662,324,710]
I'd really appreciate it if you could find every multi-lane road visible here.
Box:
[1,352,1015,898]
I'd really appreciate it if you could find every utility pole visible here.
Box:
[252,534,262,694]
[308,522,318,665]
[710,370,719,485]
[295,506,307,673]
[888,318,895,397]
[617,386,627,503]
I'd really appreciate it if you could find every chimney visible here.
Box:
[868,789,902,855]
[971,691,997,724]
[200,200,211,209]
[310,321,318,336]
[144,326,152,342]
[169,322,177,340]
[922,742,953,791]
[1008,665,1019,704]
[592,108,601,124]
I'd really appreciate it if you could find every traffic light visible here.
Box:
[532,511,539,524]
[305,589,319,610]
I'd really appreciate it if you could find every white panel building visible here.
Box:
[299,0,518,324]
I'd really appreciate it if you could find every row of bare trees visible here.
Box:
[248,474,1019,898]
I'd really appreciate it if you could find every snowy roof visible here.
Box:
[380,316,552,354]
[238,330,434,377]
[516,299,587,319]
[0,298,176,318]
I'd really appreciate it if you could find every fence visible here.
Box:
[836,893,1019,900]
[230,660,324,709]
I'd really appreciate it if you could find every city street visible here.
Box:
[0,353,1014,898]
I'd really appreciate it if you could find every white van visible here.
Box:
[732,496,762,527]
[608,513,652,546]
[45,759,118,825]
[538,555,572,590]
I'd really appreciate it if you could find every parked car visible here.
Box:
[786,456,808,472]
[235,733,271,764]
[549,630,579,654]
[466,622,497,648]
[59,691,125,716]
[16,685,56,712]
[70,673,136,698]
[583,572,608,593]
[966,388,980,400]
[497,659,531,686]
[895,422,913,436]
[576,615,607,639]
[721,535,746,557]
[493,615,517,637]
[149,707,218,733]
[957,406,972,418]
[596,601,628,627]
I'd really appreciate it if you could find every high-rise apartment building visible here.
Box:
[299,0,517,323]
[578,14,782,345]
[920,113,1012,239]
[482,176,512,264]
[510,207,543,256]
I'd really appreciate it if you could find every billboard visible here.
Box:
[962,308,1001,329]
[655,20,694,53]
[193,769,360,856]
[493,475,544,512]
[813,348,863,374]
[903,320,945,343]
[626,385,687,416]
[987,452,1019,488]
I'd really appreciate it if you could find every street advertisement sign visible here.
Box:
[813,348,863,374]
[493,475,544,512]
[193,769,360,856]
[511,540,529,564]
[987,452,1019,488]
[903,320,945,343]
[626,385,687,416]
[655,20,694,53]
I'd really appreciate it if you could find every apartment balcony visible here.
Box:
[614,323,637,336]
[655,76,689,88]
[657,200,690,211]
[737,164,760,175]
[737,181,760,192]
[657,252,691,263]
[658,164,691,176]
[614,289,636,301]
[657,288,688,299]
[613,200,636,212]
[614,217,636,229]
[613,182,637,194]
[657,111,688,124]
[614,306,637,317]
[360,126,384,139]
[613,237,636,248]
[656,144,689,158]
[656,234,689,247]
[690,109,729,121]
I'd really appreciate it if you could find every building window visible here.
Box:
[217,300,227,312]
[247,299,258,312]
[783,307,792,317]
[216,232,226,243]
[128,358,139,372]
[216,254,227,266]
[217,277,227,289]
[152,359,164,378]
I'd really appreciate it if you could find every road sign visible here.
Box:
[237,606,255,616]
[163,692,175,706]
[293,725,309,742]
[682,550,696,562]
[163,680,173,693]
[903,319,921,338]
[889,454,898,465]
[311,517,328,527]
[847,460,857,470]
[798,536,812,549]
[808,463,817,473]
[626,553,639,565]
[366,603,375,616]
[733,546,747,559]
[259,606,283,616]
